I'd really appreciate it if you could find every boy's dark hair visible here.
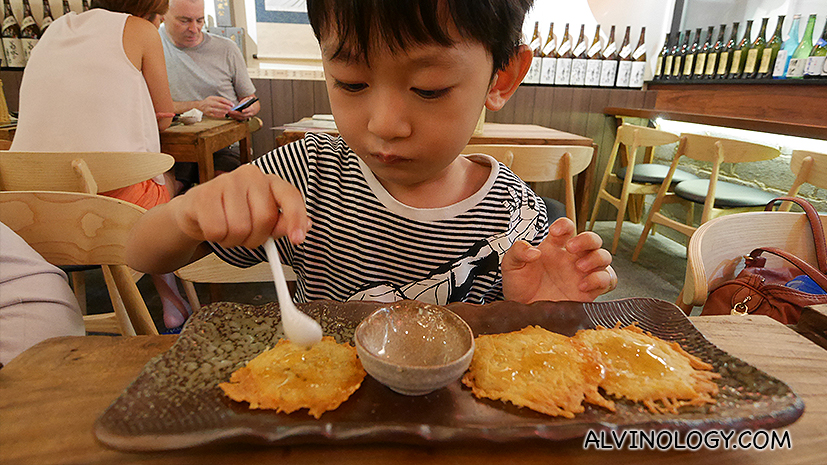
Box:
[91,0,169,19]
[306,0,534,72]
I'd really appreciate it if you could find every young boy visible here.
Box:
[127,0,617,305]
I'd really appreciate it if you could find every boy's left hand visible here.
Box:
[502,217,616,303]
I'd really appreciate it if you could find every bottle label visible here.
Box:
[730,50,742,73]
[632,45,645,60]
[570,58,587,85]
[602,43,616,58]
[786,58,806,77]
[585,59,602,85]
[21,37,37,62]
[21,16,37,29]
[654,56,663,76]
[541,41,557,56]
[539,57,556,84]
[619,44,631,59]
[672,56,682,76]
[694,53,707,75]
[558,42,571,56]
[772,50,788,77]
[664,55,673,76]
[757,48,774,73]
[587,42,601,58]
[823,57,827,75]
[682,55,694,75]
[2,37,26,67]
[805,56,827,76]
[529,37,542,52]
[573,42,587,57]
[629,61,646,87]
[705,53,718,75]
[2,16,16,30]
[41,17,52,31]
[616,60,632,86]
[523,56,542,84]
[743,48,759,73]
[717,51,729,75]
[599,59,618,86]
[554,58,572,85]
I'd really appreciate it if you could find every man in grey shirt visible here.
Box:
[161,0,260,186]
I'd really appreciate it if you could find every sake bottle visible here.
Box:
[704,24,726,79]
[716,22,739,79]
[629,27,647,88]
[787,14,816,78]
[670,30,690,80]
[62,0,71,15]
[728,20,752,78]
[2,0,25,67]
[554,23,573,85]
[570,24,588,86]
[20,0,40,63]
[682,28,701,79]
[654,32,671,80]
[539,23,557,85]
[804,18,827,78]
[523,21,542,84]
[757,15,785,78]
[82,0,89,12]
[40,0,54,37]
[599,25,618,86]
[742,17,768,78]
[615,26,633,87]
[584,24,602,86]
[693,26,715,79]
[773,15,800,79]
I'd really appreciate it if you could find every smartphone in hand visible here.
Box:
[230,97,259,112]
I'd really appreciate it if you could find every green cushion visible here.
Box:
[617,164,699,185]
[674,179,776,208]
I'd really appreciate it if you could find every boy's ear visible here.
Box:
[485,44,532,111]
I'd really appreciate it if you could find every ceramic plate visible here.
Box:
[95,298,804,451]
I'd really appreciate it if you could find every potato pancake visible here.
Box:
[219,336,366,419]
[462,326,615,418]
[574,323,720,414]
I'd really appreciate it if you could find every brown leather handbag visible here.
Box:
[701,197,827,325]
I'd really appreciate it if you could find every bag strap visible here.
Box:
[749,246,827,291]
[765,197,827,273]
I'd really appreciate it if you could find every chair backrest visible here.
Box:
[682,210,827,307]
[461,144,594,224]
[0,191,158,335]
[0,152,174,193]
[616,123,681,151]
[176,253,297,283]
[678,133,781,165]
[787,149,827,197]
[460,144,514,167]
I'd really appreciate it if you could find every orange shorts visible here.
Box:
[102,180,171,210]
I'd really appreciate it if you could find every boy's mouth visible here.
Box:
[371,153,406,164]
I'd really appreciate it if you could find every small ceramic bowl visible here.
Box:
[354,300,475,396]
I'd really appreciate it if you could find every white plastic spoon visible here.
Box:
[263,237,322,347]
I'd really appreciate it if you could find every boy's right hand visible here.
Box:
[171,164,311,249]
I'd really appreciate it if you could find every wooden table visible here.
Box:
[276,121,597,231]
[160,118,254,183]
[2,315,825,465]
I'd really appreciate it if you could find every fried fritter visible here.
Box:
[573,323,720,414]
[219,336,366,419]
[461,326,615,418]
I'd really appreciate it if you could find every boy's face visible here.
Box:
[321,35,497,194]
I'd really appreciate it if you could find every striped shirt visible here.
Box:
[210,133,548,305]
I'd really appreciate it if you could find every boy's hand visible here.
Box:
[170,164,311,249]
[501,217,616,303]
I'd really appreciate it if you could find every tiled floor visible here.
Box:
[82,221,688,334]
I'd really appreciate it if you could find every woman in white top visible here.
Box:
[12,0,190,329]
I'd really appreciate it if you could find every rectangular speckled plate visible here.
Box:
[95,298,804,451]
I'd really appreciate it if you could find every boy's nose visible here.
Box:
[366,96,412,141]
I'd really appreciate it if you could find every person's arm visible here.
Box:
[125,16,175,131]
[126,164,312,274]
[501,217,617,303]
[173,96,235,118]
[225,94,260,121]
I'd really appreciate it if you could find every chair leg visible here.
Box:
[71,271,87,315]
[587,193,603,232]
[181,280,201,311]
[101,266,136,336]
[611,191,631,255]
[675,289,693,315]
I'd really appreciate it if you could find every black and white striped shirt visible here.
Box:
[210,133,548,305]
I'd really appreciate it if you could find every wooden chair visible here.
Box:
[781,150,827,211]
[632,134,781,261]
[586,124,696,254]
[461,144,594,225]
[0,191,159,335]
[679,209,827,313]
[0,151,173,324]
[175,253,296,310]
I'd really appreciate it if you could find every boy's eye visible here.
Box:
[412,87,451,99]
[333,80,368,93]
